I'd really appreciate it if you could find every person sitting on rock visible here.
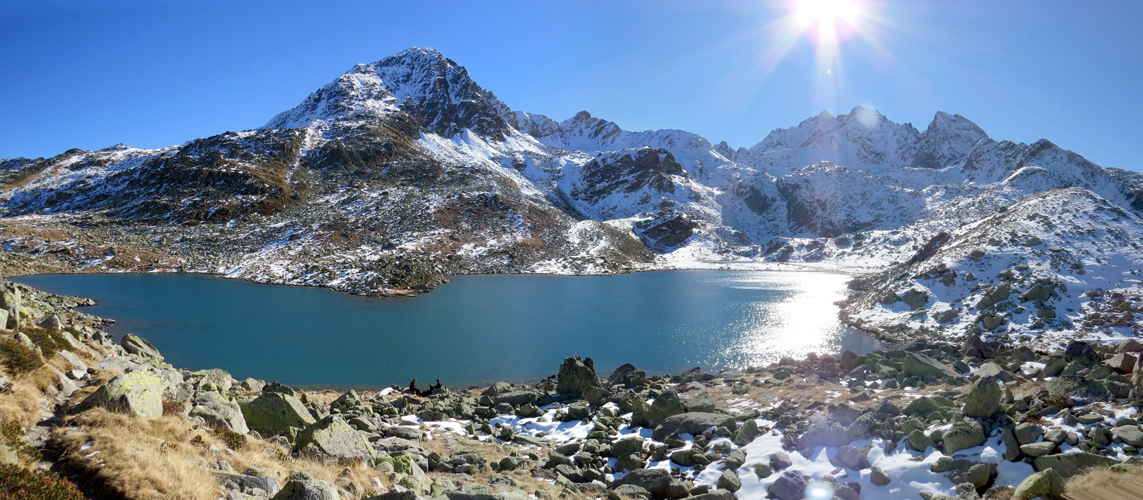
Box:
[407,378,419,395]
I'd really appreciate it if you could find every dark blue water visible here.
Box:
[14,271,879,388]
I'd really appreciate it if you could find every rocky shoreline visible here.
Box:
[1,279,1142,500]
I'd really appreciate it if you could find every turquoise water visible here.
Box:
[14,271,880,388]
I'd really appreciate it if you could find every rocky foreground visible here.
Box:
[0,279,1142,500]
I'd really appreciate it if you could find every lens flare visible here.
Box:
[805,481,835,500]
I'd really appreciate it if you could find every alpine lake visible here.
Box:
[14,270,881,389]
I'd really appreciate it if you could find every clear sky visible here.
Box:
[2,0,1140,171]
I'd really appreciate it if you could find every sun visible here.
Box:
[794,0,861,27]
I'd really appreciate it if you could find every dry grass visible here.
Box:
[53,407,390,500]
[1065,462,1143,497]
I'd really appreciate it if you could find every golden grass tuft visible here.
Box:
[1065,462,1143,496]
[54,409,220,500]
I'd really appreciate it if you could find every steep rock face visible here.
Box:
[776,162,922,238]
[909,111,989,169]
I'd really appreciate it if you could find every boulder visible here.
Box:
[190,390,249,434]
[908,429,934,452]
[976,362,1019,383]
[1033,453,1117,478]
[608,364,647,389]
[0,284,21,329]
[1063,341,1098,363]
[1013,423,1044,446]
[904,396,942,415]
[949,463,996,490]
[1000,428,1022,462]
[193,368,234,392]
[240,392,316,437]
[58,350,87,373]
[963,376,1002,417]
[637,390,688,429]
[271,471,339,500]
[1117,339,1143,353]
[732,419,760,446]
[1106,353,1137,374]
[1111,425,1143,447]
[767,471,808,500]
[901,288,928,310]
[77,371,166,418]
[716,470,741,493]
[609,468,687,500]
[556,356,602,398]
[120,334,163,362]
[295,417,373,463]
[871,466,890,486]
[1020,441,1056,457]
[1134,354,1143,387]
[943,420,986,455]
[963,335,1000,359]
[214,470,282,497]
[1043,376,1110,400]
[38,314,63,330]
[902,353,961,381]
[1012,468,1064,500]
[689,392,717,413]
[652,412,734,441]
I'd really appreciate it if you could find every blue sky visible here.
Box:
[1,0,1140,171]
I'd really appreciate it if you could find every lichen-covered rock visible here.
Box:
[556,356,602,398]
[1043,376,1110,400]
[871,466,890,486]
[272,471,338,500]
[77,371,166,418]
[1012,467,1064,500]
[963,376,1001,417]
[240,392,316,437]
[902,352,961,380]
[610,468,687,500]
[190,390,249,434]
[943,420,986,455]
[294,416,373,464]
[214,469,282,497]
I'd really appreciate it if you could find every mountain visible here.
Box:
[1,47,1140,341]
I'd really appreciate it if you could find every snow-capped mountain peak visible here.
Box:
[264,47,511,139]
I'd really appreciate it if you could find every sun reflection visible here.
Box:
[724,271,879,368]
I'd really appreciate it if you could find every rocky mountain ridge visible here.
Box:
[1,47,1141,345]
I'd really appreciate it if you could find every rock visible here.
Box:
[191,390,250,434]
[975,362,1019,384]
[76,371,166,418]
[121,334,163,362]
[835,445,865,470]
[1014,423,1044,445]
[0,376,12,393]
[732,418,760,446]
[1117,339,1143,353]
[1033,453,1117,478]
[901,288,929,310]
[214,470,283,497]
[943,420,986,455]
[935,309,959,324]
[556,356,602,398]
[767,471,807,500]
[1043,376,1110,400]
[909,429,935,452]
[902,352,961,381]
[493,390,538,407]
[294,416,373,463]
[608,364,647,389]
[58,350,87,372]
[689,392,717,413]
[0,284,21,329]
[1134,354,1143,387]
[963,335,1000,359]
[610,484,652,500]
[616,452,646,472]
[1111,425,1143,447]
[770,452,793,471]
[1012,467,1064,500]
[242,378,266,393]
[612,437,645,456]
[797,419,849,450]
[1063,341,1098,363]
[272,471,339,500]
[687,490,733,500]
[949,463,995,489]
[609,468,687,500]
[1020,441,1056,458]
[1106,353,1137,374]
[904,396,942,415]
[194,368,234,392]
[240,392,317,437]
[931,457,976,473]
[1042,357,1068,378]
[717,470,741,493]
[651,412,733,441]
[871,466,890,486]
[637,390,688,428]
[38,314,63,330]
[963,376,1002,418]
[753,463,773,478]
[1000,428,1022,462]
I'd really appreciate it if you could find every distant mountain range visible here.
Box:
[2,47,1140,344]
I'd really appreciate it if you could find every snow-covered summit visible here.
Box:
[264,47,511,139]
